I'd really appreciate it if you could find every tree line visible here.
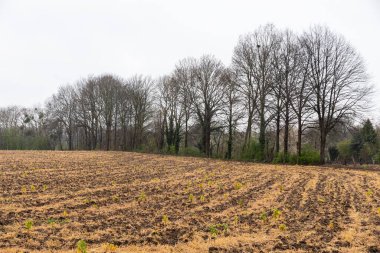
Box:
[0,24,374,164]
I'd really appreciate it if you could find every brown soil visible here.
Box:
[0,151,379,253]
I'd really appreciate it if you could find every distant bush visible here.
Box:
[273,152,291,164]
[0,128,52,150]
[374,152,380,164]
[337,140,351,164]
[240,140,263,161]
[273,145,320,165]
[328,146,339,162]
[179,146,202,157]
[166,145,176,155]
[296,145,320,165]
[349,119,378,164]
[359,142,376,164]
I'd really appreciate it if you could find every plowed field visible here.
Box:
[0,151,379,252]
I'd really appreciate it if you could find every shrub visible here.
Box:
[273,146,319,165]
[167,145,176,155]
[240,140,263,161]
[328,146,339,162]
[337,140,351,164]
[295,145,320,165]
[375,152,380,164]
[179,146,202,157]
[360,142,376,164]
[273,152,291,164]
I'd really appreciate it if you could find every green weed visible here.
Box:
[76,239,87,253]
[279,224,287,231]
[234,182,243,190]
[162,215,170,225]
[24,219,33,230]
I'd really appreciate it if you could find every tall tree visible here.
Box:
[173,58,195,149]
[273,30,300,156]
[158,75,183,153]
[254,24,279,160]
[129,75,153,150]
[288,36,314,158]
[47,85,76,150]
[189,55,227,157]
[232,34,259,149]
[303,26,371,163]
[222,69,243,159]
[97,75,122,151]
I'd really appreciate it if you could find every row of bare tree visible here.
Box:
[45,75,153,151]
[0,24,372,163]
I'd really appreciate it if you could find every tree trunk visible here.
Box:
[297,117,302,157]
[174,123,180,154]
[114,111,118,150]
[259,101,266,159]
[67,127,73,151]
[320,130,326,164]
[227,105,233,159]
[184,114,189,148]
[106,123,111,151]
[99,125,103,150]
[205,127,211,157]
[283,104,289,155]
[227,125,233,160]
[203,117,211,157]
[275,109,280,154]
[244,111,253,150]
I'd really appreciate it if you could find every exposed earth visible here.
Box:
[0,151,379,252]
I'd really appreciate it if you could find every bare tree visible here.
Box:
[303,26,372,163]
[47,85,76,150]
[0,106,21,129]
[189,55,227,157]
[117,81,133,151]
[158,75,183,153]
[97,74,123,151]
[173,58,195,150]
[75,76,102,150]
[254,24,279,159]
[232,35,259,149]
[272,30,300,156]
[290,38,313,157]
[128,75,153,150]
[222,68,244,159]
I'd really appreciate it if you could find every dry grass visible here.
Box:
[0,151,379,252]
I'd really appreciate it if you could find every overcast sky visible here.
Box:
[0,0,379,118]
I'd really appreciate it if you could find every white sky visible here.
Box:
[0,0,379,119]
